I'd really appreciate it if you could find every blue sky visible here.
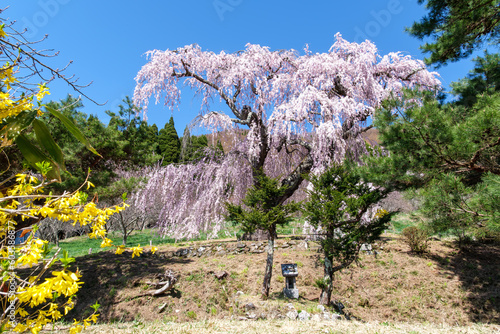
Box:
[5,0,482,133]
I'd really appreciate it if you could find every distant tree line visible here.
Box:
[0,94,222,200]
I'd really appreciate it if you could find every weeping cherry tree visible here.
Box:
[132,34,440,240]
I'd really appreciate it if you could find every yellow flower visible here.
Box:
[35,83,50,101]
[69,324,83,334]
[64,303,74,315]
[131,245,143,258]
[115,245,125,255]
[0,24,7,38]
[151,246,158,255]
[89,313,99,323]
[100,238,113,248]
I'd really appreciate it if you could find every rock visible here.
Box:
[317,305,325,312]
[296,241,308,250]
[311,314,321,321]
[360,243,372,252]
[286,303,295,310]
[174,248,190,257]
[322,312,331,320]
[331,313,342,320]
[241,229,270,241]
[236,241,246,248]
[286,310,298,320]
[213,271,229,280]
[283,288,299,299]
[298,310,310,321]
[197,247,205,253]
[246,312,257,320]
[244,302,256,311]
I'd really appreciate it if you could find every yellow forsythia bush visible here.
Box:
[0,23,148,333]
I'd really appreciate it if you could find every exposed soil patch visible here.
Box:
[45,235,500,325]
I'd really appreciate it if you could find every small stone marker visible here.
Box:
[281,263,299,299]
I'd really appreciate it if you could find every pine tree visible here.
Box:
[409,0,500,66]
[302,164,391,305]
[158,116,181,165]
[225,171,299,298]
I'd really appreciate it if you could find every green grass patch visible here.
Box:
[45,229,178,259]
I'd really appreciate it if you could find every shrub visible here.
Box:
[402,226,429,253]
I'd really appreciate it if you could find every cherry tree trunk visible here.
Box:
[319,255,334,305]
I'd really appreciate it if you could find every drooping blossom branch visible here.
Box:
[133,34,441,238]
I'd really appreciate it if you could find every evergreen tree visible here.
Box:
[409,0,500,66]
[106,97,160,166]
[362,83,500,244]
[179,127,210,163]
[158,116,181,165]
[225,171,299,298]
[302,164,391,305]
[450,52,500,108]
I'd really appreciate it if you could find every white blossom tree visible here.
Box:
[133,34,440,240]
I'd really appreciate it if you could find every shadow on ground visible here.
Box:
[428,242,500,324]
[61,250,192,321]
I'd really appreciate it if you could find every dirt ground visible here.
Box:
[52,234,500,326]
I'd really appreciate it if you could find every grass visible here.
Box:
[46,228,224,259]
[49,221,303,257]
[48,219,308,260]
[388,213,420,233]
[46,319,499,334]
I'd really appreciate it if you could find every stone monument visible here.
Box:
[281,263,299,299]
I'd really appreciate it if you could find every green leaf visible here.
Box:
[15,134,61,181]
[41,240,53,258]
[32,119,65,171]
[45,105,101,157]
[0,111,37,143]
[60,250,75,268]
[91,301,101,311]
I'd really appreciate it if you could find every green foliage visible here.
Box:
[361,41,500,243]
[24,95,163,198]
[408,0,500,66]
[0,95,102,182]
[186,310,197,319]
[303,164,391,265]
[225,171,299,236]
[158,116,181,165]
[401,226,429,253]
[180,127,210,162]
[105,96,161,166]
[451,53,500,108]
[314,277,330,290]
[363,83,500,242]
[96,176,147,203]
